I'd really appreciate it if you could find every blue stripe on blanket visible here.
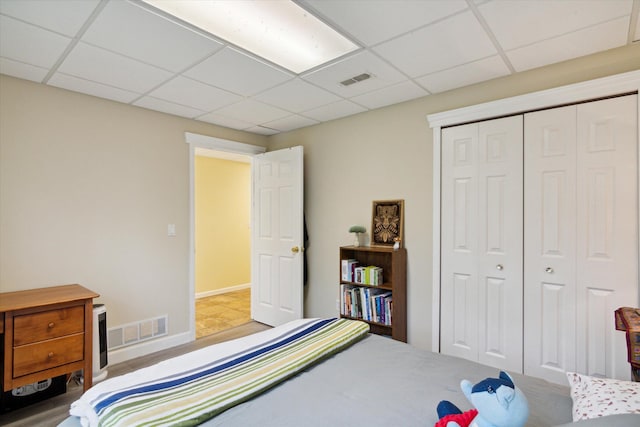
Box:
[94,318,336,413]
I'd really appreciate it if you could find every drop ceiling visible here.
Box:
[1,0,638,136]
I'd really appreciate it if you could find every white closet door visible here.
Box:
[525,95,638,383]
[524,105,578,384]
[441,123,480,363]
[575,95,638,380]
[441,116,523,372]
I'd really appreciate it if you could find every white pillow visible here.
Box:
[566,372,640,421]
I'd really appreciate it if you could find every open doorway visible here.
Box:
[194,148,252,339]
[186,133,267,340]
[187,133,304,335]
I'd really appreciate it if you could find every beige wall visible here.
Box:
[0,75,267,337]
[269,44,640,350]
[0,43,638,357]
[195,156,250,294]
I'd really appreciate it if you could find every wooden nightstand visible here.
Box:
[0,284,100,393]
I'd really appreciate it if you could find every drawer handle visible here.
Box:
[48,352,54,358]
[48,322,55,329]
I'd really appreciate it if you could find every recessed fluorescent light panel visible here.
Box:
[139,0,359,73]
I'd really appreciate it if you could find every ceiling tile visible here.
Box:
[196,112,254,130]
[255,79,341,112]
[0,0,100,37]
[302,50,407,97]
[0,57,48,82]
[214,99,291,124]
[133,96,206,118]
[57,42,172,93]
[1,0,636,136]
[246,125,280,136]
[416,55,511,93]
[0,15,71,68]
[479,0,633,51]
[373,10,496,77]
[81,1,223,72]
[184,47,293,96]
[148,76,242,112]
[351,80,428,109]
[49,72,140,103]
[302,0,468,46]
[302,100,367,122]
[507,17,630,72]
[263,115,319,132]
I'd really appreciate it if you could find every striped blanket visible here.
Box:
[69,318,369,427]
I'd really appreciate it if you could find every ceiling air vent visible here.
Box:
[340,73,371,86]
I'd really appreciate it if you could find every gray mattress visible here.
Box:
[200,334,573,427]
[60,333,640,426]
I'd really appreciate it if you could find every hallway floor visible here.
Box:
[196,288,251,339]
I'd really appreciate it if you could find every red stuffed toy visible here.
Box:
[434,409,478,427]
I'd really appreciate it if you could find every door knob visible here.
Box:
[545,267,554,274]
[291,246,300,253]
[496,264,504,271]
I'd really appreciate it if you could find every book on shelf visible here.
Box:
[341,259,358,282]
[346,264,384,286]
[366,266,383,286]
[340,285,393,325]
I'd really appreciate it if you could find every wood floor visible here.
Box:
[1,290,266,427]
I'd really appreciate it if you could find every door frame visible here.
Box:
[185,132,266,340]
[427,70,640,353]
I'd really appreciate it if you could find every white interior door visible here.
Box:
[251,146,304,327]
[575,95,638,381]
[476,117,523,372]
[441,123,480,363]
[524,105,578,384]
[525,95,638,383]
[441,116,523,372]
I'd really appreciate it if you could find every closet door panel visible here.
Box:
[441,117,523,372]
[576,95,638,380]
[477,116,523,372]
[524,105,577,384]
[441,123,479,361]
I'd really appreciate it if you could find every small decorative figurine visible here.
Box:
[349,225,366,247]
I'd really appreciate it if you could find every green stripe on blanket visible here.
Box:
[93,319,369,427]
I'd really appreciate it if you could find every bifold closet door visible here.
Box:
[523,105,578,384]
[524,95,638,383]
[441,116,523,373]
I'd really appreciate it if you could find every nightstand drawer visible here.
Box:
[13,306,84,346]
[13,333,84,377]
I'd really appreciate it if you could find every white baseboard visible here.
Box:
[108,283,251,365]
[196,283,251,299]
[107,331,193,365]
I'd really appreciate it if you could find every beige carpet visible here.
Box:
[196,288,251,338]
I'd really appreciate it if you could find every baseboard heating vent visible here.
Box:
[107,315,168,350]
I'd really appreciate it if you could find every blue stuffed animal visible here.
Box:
[435,371,529,427]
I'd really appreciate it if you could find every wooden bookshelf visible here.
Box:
[339,246,406,342]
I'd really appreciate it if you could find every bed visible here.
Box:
[59,318,640,427]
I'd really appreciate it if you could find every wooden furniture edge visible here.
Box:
[1,284,99,393]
